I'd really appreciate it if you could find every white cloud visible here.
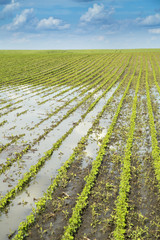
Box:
[80,4,105,23]
[37,17,70,30]
[3,0,19,13]
[79,3,115,30]
[149,28,160,34]
[5,8,34,30]
[2,9,70,33]
[78,4,116,35]
[138,13,160,26]
[80,3,104,22]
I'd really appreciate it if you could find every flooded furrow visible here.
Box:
[0,67,120,157]
[0,85,80,139]
[0,81,119,195]
[0,76,122,240]
[23,59,135,240]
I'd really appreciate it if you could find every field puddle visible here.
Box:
[0,79,120,239]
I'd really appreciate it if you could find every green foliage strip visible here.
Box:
[12,54,134,240]
[61,60,137,240]
[0,54,129,175]
[146,60,160,188]
[113,61,142,240]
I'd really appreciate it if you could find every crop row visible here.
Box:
[0,134,24,154]
[61,55,137,240]
[0,53,128,163]
[0,55,92,109]
[150,55,160,94]
[0,53,132,210]
[0,55,122,126]
[29,54,126,130]
[0,120,7,127]
[3,53,106,88]
[0,54,86,86]
[113,60,142,240]
[12,53,135,240]
[35,53,117,106]
[37,53,116,102]
[145,59,160,190]
[0,55,102,108]
[0,57,119,174]
[0,54,114,116]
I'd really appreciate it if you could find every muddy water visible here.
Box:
[0,81,120,240]
[0,84,81,147]
[81,93,122,169]
[0,82,66,111]
[0,81,105,155]
[0,83,118,195]
[0,52,130,239]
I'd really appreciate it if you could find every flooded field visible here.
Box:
[1,49,160,239]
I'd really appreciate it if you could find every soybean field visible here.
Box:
[1,49,160,240]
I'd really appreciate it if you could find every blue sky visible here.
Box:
[0,0,160,49]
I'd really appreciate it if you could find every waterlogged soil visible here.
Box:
[74,84,135,239]
[2,51,160,240]
[1,52,129,239]
[26,156,92,240]
[24,63,137,240]
[125,92,160,239]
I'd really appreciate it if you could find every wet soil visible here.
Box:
[125,64,160,240]
[2,51,160,240]
[24,63,136,240]
[26,156,92,240]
